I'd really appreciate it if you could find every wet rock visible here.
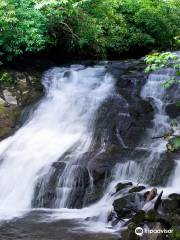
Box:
[146,153,175,186]
[115,182,133,192]
[145,210,160,222]
[32,162,66,208]
[168,193,180,201]
[154,191,163,211]
[83,180,104,206]
[129,186,146,193]
[162,199,179,212]
[121,220,141,240]
[131,210,146,224]
[166,102,180,119]
[113,193,142,218]
[107,211,116,222]
[52,161,66,170]
[144,188,157,202]
[174,208,180,215]
[127,222,138,232]
[168,210,180,227]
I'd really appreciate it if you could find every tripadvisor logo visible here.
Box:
[135,227,173,236]
[135,227,144,236]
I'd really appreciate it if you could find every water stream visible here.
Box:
[0,61,179,237]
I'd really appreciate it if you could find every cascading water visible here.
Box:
[71,64,180,232]
[138,69,173,183]
[0,65,114,220]
[115,68,178,185]
[0,59,179,237]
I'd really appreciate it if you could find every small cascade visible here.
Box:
[170,161,180,192]
[129,68,176,184]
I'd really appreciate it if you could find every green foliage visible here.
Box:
[0,71,15,85]
[0,0,180,62]
[145,52,180,87]
[167,136,180,152]
[169,228,180,240]
[0,0,50,63]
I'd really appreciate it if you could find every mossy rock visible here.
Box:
[0,103,5,114]
[169,213,180,228]
[145,209,160,222]
[0,105,20,139]
[128,222,138,231]
[121,224,140,240]
[113,193,139,218]
[0,127,11,138]
[167,137,180,152]
[129,186,145,193]
[162,199,179,212]
[169,193,180,202]
[115,182,133,192]
[174,209,180,215]
[169,228,180,240]
[131,210,145,224]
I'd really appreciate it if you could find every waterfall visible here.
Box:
[0,59,179,234]
[0,65,114,220]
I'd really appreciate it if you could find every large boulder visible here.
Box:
[113,193,143,219]
[129,186,146,193]
[116,182,133,192]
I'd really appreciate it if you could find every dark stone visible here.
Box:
[83,178,105,206]
[52,161,66,170]
[115,182,133,192]
[121,222,142,239]
[162,199,179,212]
[129,186,146,193]
[168,193,180,201]
[131,210,145,224]
[113,193,142,218]
[166,102,180,119]
[145,210,160,222]
[168,211,180,227]
[107,211,116,222]
[174,208,180,215]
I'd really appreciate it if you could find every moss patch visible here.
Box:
[167,137,180,152]
[169,228,180,240]
[0,104,5,115]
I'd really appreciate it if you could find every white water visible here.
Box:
[48,163,138,233]
[0,61,179,234]
[0,65,114,220]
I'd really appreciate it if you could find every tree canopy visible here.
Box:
[0,0,180,63]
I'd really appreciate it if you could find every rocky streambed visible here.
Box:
[109,181,180,240]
